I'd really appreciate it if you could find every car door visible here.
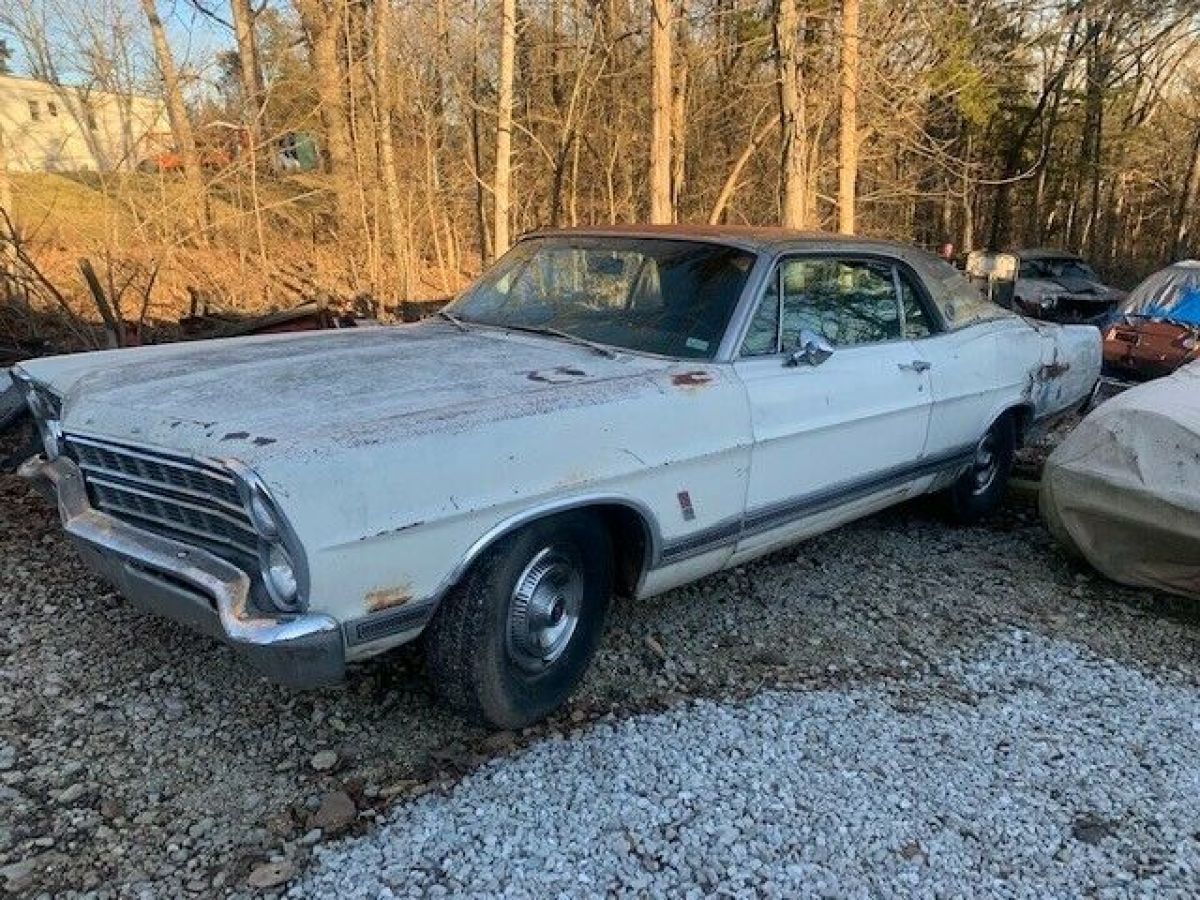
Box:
[731,254,936,560]
[908,259,1044,463]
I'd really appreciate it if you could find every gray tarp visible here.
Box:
[1041,360,1200,600]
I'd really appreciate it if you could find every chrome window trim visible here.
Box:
[728,250,948,361]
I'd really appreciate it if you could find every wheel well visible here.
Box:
[452,502,654,603]
[591,504,652,599]
[1004,404,1034,447]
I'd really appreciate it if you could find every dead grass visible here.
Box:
[6,173,469,335]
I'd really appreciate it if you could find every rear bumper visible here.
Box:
[19,454,345,688]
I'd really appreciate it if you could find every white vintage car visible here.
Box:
[12,227,1100,727]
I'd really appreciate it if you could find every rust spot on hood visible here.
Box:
[366,585,414,612]
[527,366,589,384]
[672,370,713,388]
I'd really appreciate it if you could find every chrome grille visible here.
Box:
[64,433,259,562]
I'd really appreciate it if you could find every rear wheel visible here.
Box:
[945,415,1015,523]
[424,510,613,728]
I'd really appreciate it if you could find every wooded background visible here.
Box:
[1,0,1199,325]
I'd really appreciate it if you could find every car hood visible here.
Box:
[19,321,669,465]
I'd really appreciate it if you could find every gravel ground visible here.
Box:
[296,629,1200,898]
[3,442,1200,896]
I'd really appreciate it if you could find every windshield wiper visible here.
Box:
[438,309,469,332]
[498,323,618,359]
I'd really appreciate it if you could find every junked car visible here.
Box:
[1012,249,1123,324]
[1103,260,1200,381]
[12,227,1101,727]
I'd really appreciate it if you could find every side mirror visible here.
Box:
[785,330,835,367]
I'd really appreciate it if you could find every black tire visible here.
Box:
[424,510,613,729]
[945,415,1016,523]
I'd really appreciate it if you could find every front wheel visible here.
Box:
[945,415,1016,523]
[424,510,614,728]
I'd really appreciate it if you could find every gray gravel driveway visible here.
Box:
[297,629,1200,898]
[4,461,1200,896]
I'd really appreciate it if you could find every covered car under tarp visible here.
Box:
[1041,360,1200,600]
[1104,260,1200,380]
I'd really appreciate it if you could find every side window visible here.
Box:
[780,258,901,349]
[926,257,1012,329]
[898,271,933,339]
[739,257,939,357]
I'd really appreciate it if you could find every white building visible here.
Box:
[0,74,169,172]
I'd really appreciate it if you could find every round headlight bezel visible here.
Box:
[247,490,281,540]
[228,462,309,615]
[263,542,300,611]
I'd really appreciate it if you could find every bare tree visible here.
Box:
[230,0,266,139]
[139,0,209,240]
[774,0,808,229]
[1173,117,1200,259]
[493,0,517,257]
[294,0,356,233]
[372,0,406,285]
[649,0,674,223]
[837,0,859,234]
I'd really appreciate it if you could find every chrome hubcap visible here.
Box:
[507,547,583,671]
[971,432,999,494]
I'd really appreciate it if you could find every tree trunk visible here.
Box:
[836,0,859,234]
[469,7,491,263]
[1172,122,1200,260]
[773,0,807,229]
[0,125,10,222]
[493,0,517,258]
[294,0,356,235]
[373,0,405,291]
[0,124,13,280]
[1080,18,1107,258]
[230,0,265,141]
[649,0,673,223]
[670,0,690,215]
[140,0,208,241]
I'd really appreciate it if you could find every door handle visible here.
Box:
[899,360,932,372]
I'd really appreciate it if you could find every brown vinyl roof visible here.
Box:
[521,223,915,254]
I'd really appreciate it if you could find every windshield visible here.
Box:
[1019,257,1099,281]
[448,237,757,359]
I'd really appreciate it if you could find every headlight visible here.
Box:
[247,490,281,539]
[263,543,300,610]
[1034,293,1060,309]
[229,462,309,614]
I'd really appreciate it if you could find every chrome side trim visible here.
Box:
[658,517,742,565]
[741,445,973,536]
[656,445,975,566]
[344,602,436,647]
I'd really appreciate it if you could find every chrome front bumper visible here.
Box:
[19,454,345,688]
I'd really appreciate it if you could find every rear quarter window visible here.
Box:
[925,258,1014,330]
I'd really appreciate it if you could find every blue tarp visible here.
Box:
[1119,261,1200,326]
